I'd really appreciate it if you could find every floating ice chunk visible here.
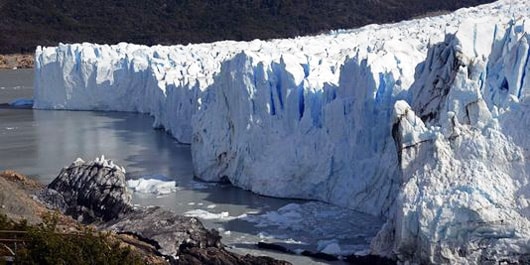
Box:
[184,209,245,221]
[126,176,177,195]
[317,240,342,256]
[8,98,33,107]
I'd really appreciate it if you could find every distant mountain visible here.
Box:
[0,0,494,53]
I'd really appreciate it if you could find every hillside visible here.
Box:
[0,0,494,53]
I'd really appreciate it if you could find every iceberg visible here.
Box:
[33,0,530,263]
[183,209,243,221]
[8,98,33,107]
[126,176,178,195]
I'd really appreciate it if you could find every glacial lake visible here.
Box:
[0,69,383,264]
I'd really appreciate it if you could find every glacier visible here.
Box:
[34,0,530,263]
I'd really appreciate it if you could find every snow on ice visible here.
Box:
[183,209,245,221]
[34,0,530,263]
[126,175,178,195]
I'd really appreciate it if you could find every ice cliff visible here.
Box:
[372,19,530,263]
[34,0,530,263]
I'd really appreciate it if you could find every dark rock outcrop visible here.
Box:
[103,206,222,258]
[40,156,131,223]
[103,204,291,265]
[177,247,291,265]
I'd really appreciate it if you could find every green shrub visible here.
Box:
[0,213,144,265]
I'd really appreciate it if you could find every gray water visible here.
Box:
[0,69,383,264]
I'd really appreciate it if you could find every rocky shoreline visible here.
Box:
[1,157,397,264]
[0,170,167,264]
[0,54,34,69]
[1,158,289,265]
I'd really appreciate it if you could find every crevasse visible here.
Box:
[34,0,530,263]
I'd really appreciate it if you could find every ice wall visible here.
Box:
[34,0,530,263]
[34,42,246,143]
[371,19,530,263]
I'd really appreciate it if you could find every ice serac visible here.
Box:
[33,0,530,263]
[371,18,530,263]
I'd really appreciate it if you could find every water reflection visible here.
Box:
[0,69,33,103]
[0,108,193,184]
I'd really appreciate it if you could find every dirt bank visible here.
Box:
[0,54,34,69]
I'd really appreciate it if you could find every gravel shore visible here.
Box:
[0,54,34,69]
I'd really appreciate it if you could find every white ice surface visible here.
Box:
[183,209,246,221]
[371,17,530,263]
[34,0,530,263]
[126,175,177,195]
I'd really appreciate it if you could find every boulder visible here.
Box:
[177,247,291,265]
[103,206,222,258]
[41,156,131,222]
